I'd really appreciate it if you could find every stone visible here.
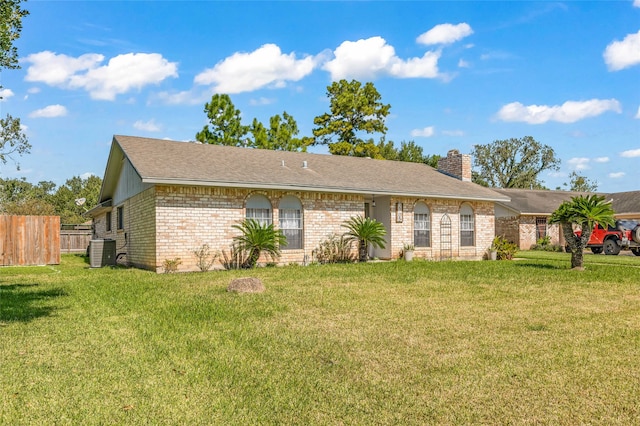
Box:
[227,277,265,294]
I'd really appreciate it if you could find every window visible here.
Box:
[117,206,124,230]
[414,202,431,247]
[106,211,112,232]
[279,196,303,250]
[460,204,474,247]
[536,217,547,240]
[246,194,272,225]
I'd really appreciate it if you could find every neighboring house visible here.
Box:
[608,191,640,221]
[88,136,510,272]
[493,188,640,250]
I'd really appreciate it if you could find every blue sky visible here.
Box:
[1,0,639,193]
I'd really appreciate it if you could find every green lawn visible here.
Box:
[1,253,639,425]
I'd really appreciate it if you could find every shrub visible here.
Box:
[342,216,387,262]
[232,219,287,268]
[220,243,251,270]
[312,233,355,264]
[192,244,218,272]
[492,236,518,260]
[162,258,182,273]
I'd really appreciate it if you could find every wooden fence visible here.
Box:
[60,224,92,254]
[0,215,60,266]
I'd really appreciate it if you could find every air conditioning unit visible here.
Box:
[89,239,116,268]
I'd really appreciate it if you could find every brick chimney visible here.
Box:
[437,149,472,182]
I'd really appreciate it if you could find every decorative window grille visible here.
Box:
[440,214,452,260]
[414,202,431,247]
[460,204,474,247]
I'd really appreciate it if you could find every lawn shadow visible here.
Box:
[514,263,564,270]
[0,283,67,323]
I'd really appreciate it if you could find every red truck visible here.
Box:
[579,220,640,256]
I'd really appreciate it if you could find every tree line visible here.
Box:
[196,80,597,192]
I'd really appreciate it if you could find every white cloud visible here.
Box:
[621,148,640,158]
[442,129,465,137]
[0,88,14,101]
[568,157,590,170]
[636,106,640,119]
[603,30,640,71]
[23,51,178,100]
[635,0,640,7]
[417,23,473,45]
[27,87,41,94]
[133,119,161,132]
[609,172,625,178]
[594,157,609,163]
[410,126,435,137]
[458,59,470,68]
[496,99,621,124]
[80,172,96,179]
[323,36,441,80]
[29,104,68,118]
[195,44,316,94]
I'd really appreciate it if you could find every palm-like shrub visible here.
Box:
[550,194,615,269]
[342,215,387,262]
[313,233,356,264]
[232,219,287,268]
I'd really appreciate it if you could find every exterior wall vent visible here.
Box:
[302,161,308,168]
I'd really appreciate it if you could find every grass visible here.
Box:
[1,252,640,424]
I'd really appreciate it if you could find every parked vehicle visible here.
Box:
[576,220,640,256]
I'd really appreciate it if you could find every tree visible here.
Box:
[52,175,102,224]
[251,111,310,152]
[549,194,615,270]
[472,136,560,188]
[1,1,30,172]
[0,0,28,70]
[342,215,387,262]
[0,114,31,170]
[196,94,249,146]
[563,171,598,192]
[0,177,56,215]
[232,218,287,268]
[312,80,391,156]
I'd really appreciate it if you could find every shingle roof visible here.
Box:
[493,188,590,215]
[494,188,640,216]
[608,191,640,215]
[103,135,509,202]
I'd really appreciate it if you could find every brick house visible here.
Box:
[88,136,510,272]
[493,188,640,250]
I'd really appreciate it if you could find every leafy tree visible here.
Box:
[196,94,249,146]
[472,136,560,188]
[330,138,382,158]
[312,80,391,156]
[563,171,598,192]
[342,215,387,262]
[232,218,287,268]
[0,177,55,213]
[52,175,102,224]
[0,0,29,70]
[0,114,31,171]
[549,194,615,270]
[251,111,309,152]
[1,1,30,172]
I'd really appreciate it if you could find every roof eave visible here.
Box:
[142,178,510,203]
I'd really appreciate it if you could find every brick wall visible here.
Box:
[389,197,494,261]
[108,184,500,272]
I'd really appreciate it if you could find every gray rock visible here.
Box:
[227,277,265,293]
